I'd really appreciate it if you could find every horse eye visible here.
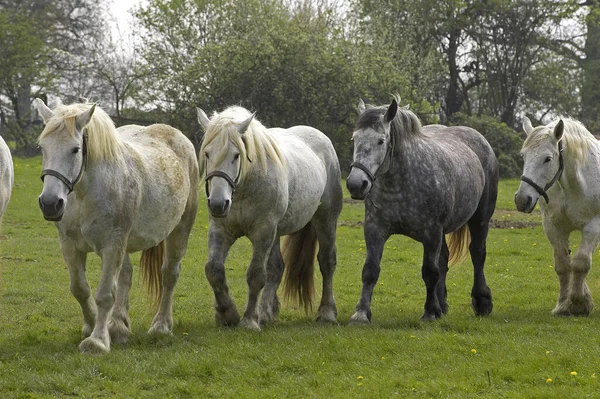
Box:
[378,138,385,145]
[544,156,552,163]
[204,152,209,159]
[233,153,240,161]
[72,147,80,154]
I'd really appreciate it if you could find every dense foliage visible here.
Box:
[0,0,598,175]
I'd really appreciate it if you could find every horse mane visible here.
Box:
[523,118,596,165]
[38,103,124,164]
[199,106,285,179]
[356,95,427,144]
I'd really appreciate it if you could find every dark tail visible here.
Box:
[140,240,165,307]
[445,224,471,267]
[282,222,318,313]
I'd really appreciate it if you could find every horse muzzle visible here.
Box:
[514,190,537,214]
[346,170,371,200]
[207,198,231,218]
[38,194,65,221]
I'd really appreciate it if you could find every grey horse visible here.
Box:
[346,96,498,323]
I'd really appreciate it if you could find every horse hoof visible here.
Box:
[148,321,173,336]
[215,307,240,327]
[79,337,110,354]
[472,295,493,316]
[420,312,439,321]
[568,297,593,316]
[316,306,338,324]
[348,312,370,326]
[108,320,131,345]
[239,317,261,331]
[551,303,572,316]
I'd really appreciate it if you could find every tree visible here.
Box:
[581,0,600,133]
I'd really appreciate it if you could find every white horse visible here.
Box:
[0,135,13,226]
[197,105,343,330]
[33,98,199,353]
[515,117,600,316]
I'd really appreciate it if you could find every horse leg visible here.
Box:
[149,213,195,335]
[468,219,493,316]
[79,246,125,353]
[61,240,95,337]
[544,224,572,315]
[566,222,600,316]
[349,224,388,325]
[108,254,133,344]
[259,238,283,325]
[205,228,239,327]
[421,232,444,321]
[436,240,449,315]
[241,229,276,331]
[312,214,338,324]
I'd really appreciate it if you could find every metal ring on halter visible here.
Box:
[40,133,88,194]
[520,140,564,204]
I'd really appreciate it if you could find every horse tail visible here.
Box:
[140,240,165,307]
[282,222,318,313]
[446,224,471,267]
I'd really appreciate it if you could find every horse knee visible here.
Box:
[572,253,591,275]
[70,283,91,303]
[205,260,226,287]
[247,268,266,291]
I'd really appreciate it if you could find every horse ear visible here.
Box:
[554,120,564,141]
[75,104,96,131]
[384,98,398,123]
[33,98,54,123]
[523,116,534,136]
[237,112,255,135]
[197,108,210,130]
[358,99,366,114]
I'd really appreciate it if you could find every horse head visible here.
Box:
[197,107,254,218]
[346,97,398,200]
[34,98,94,221]
[514,117,564,213]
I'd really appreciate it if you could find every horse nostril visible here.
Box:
[526,196,532,208]
[360,180,368,192]
[224,199,230,209]
[56,198,64,212]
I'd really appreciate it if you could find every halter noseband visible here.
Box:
[520,140,564,204]
[204,169,239,197]
[40,133,88,194]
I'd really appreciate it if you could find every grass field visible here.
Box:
[1,157,599,398]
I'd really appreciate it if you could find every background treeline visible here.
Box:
[1,0,599,177]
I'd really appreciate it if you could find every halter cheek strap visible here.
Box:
[40,133,88,194]
[520,140,564,204]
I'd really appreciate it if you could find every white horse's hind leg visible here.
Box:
[79,247,124,353]
[312,215,339,324]
[148,225,192,335]
[259,239,283,325]
[61,240,96,337]
[109,254,133,344]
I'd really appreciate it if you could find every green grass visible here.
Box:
[1,158,599,398]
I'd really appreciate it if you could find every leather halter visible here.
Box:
[40,133,88,194]
[204,169,239,197]
[520,140,564,204]
[350,136,394,183]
